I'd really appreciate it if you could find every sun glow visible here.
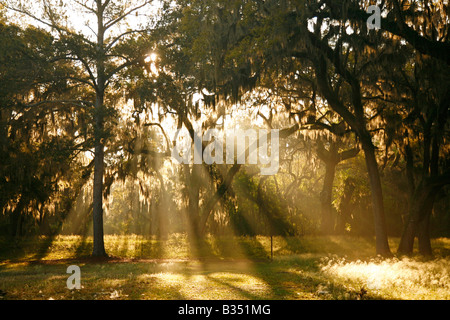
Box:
[145,52,158,63]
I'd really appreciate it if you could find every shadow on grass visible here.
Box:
[206,236,269,261]
[34,236,56,261]
[140,236,163,259]
[3,235,449,300]
[251,256,389,300]
[187,235,218,260]
[0,236,28,262]
[276,235,377,259]
[237,237,270,261]
[0,235,63,263]
[0,249,400,300]
[74,235,92,258]
[204,272,266,300]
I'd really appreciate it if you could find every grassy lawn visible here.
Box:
[0,235,449,300]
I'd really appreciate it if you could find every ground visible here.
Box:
[1,235,449,300]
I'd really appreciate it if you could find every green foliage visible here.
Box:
[0,0,449,260]
[0,20,92,237]
[231,172,296,236]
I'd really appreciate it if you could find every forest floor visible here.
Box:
[0,234,450,300]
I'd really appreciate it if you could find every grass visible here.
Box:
[0,234,449,300]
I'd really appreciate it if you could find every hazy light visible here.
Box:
[145,52,158,63]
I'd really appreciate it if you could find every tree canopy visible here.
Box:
[1,0,449,258]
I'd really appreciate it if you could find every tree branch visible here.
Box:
[338,147,360,162]
[321,0,450,65]
[104,57,143,86]
[144,122,172,152]
[105,29,149,52]
[24,99,94,109]
[104,1,153,31]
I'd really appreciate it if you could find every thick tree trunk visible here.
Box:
[313,54,389,254]
[10,198,25,238]
[92,120,107,257]
[317,141,338,234]
[317,140,359,234]
[418,213,432,256]
[11,211,22,238]
[320,161,336,234]
[397,205,419,255]
[361,140,392,256]
[187,164,201,240]
[154,171,169,239]
[336,178,355,233]
[92,1,107,257]
[398,181,437,256]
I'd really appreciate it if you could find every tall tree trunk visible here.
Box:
[336,178,355,233]
[92,1,107,257]
[397,209,417,255]
[418,212,432,256]
[155,171,169,240]
[317,141,338,234]
[313,54,390,255]
[320,160,336,234]
[10,198,25,238]
[398,181,437,256]
[187,164,201,240]
[398,131,443,256]
[361,139,392,256]
[317,140,359,234]
[92,94,107,257]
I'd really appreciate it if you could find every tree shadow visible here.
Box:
[249,257,389,300]
[0,236,30,262]
[74,234,92,258]
[237,237,270,261]
[0,235,59,263]
[186,235,218,260]
[276,235,377,260]
[117,235,130,258]
[204,272,267,300]
[31,235,57,261]
[0,253,396,300]
[118,266,188,300]
[140,236,163,259]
